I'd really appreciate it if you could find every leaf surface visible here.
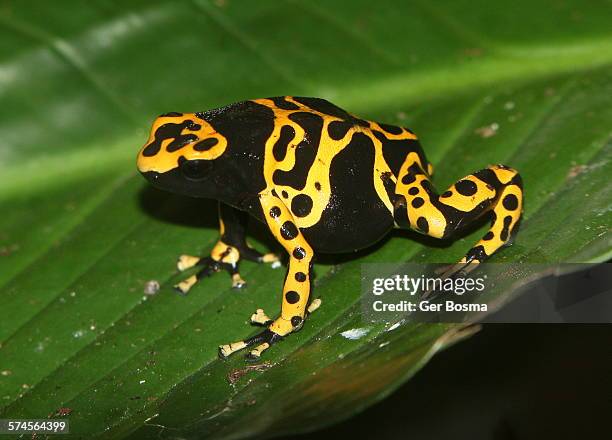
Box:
[0,1,610,438]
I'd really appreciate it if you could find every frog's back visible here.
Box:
[241,97,428,252]
[249,96,429,178]
[197,96,430,253]
[196,96,428,179]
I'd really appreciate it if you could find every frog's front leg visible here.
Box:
[175,202,280,294]
[219,191,316,360]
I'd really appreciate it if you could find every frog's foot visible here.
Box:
[219,329,283,362]
[219,299,322,360]
[174,243,281,295]
[260,252,282,269]
[174,256,227,295]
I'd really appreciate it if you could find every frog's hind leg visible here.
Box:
[219,192,319,360]
[175,202,280,295]
[394,153,523,274]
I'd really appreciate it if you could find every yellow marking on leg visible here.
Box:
[439,176,496,212]
[259,192,313,336]
[177,255,200,272]
[218,208,226,235]
[210,240,240,266]
[395,152,447,238]
[269,317,294,336]
[467,181,523,260]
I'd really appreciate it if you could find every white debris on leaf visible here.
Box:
[144,413,159,423]
[475,122,499,138]
[386,319,405,332]
[144,280,160,295]
[340,327,370,340]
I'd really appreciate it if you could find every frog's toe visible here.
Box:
[231,273,247,289]
[218,341,247,359]
[260,253,282,269]
[250,308,273,326]
[245,342,272,361]
[177,254,202,272]
[174,275,198,295]
[218,329,283,361]
[307,298,322,314]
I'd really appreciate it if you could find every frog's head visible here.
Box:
[137,112,228,197]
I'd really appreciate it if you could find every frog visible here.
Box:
[137,96,523,360]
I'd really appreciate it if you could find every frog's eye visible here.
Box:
[179,157,211,181]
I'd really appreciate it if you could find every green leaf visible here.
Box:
[1,0,610,438]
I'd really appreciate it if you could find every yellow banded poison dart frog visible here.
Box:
[137,96,523,360]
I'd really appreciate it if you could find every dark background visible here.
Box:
[285,265,612,440]
[286,324,611,440]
